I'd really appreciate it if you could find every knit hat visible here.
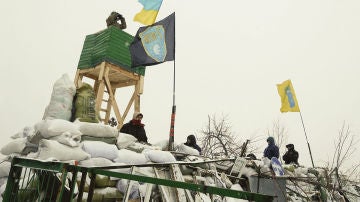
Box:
[187,135,196,144]
[133,112,143,119]
[266,136,275,144]
[286,144,294,149]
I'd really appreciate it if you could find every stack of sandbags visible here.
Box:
[43,73,76,121]
[71,83,99,123]
[77,158,123,201]
[76,121,118,145]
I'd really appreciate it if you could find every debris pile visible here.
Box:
[0,74,359,201]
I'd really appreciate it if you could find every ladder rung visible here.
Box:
[100,109,108,112]
[102,99,108,102]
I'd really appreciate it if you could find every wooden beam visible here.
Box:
[111,80,137,88]
[139,76,144,94]
[104,76,124,127]
[134,82,140,112]
[94,63,106,116]
[123,92,136,124]
[106,62,140,80]
[74,69,81,88]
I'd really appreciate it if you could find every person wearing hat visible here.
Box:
[184,134,201,154]
[263,136,279,160]
[282,143,299,165]
[120,112,148,143]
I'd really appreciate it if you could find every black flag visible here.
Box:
[130,12,175,67]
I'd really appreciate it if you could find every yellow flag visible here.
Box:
[134,0,163,25]
[277,80,300,112]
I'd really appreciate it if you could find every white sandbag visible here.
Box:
[35,119,82,138]
[195,192,211,202]
[0,182,6,197]
[176,143,200,155]
[224,184,248,202]
[76,121,118,138]
[1,138,27,155]
[79,157,114,167]
[152,139,169,150]
[43,73,76,121]
[143,149,176,163]
[26,152,39,159]
[116,179,140,199]
[11,126,35,139]
[0,177,7,187]
[0,161,11,178]
[108,163,132,181]
[38,139,90,161]
[81,187,123,201]
[116,133,137,149]
[82,141,118,160]
[114,149,148,165]
[127,142,161,153]
[49,132,81,147]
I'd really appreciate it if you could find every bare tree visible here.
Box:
[198,114,243,159]
[326,121,360,187]
[266,119,288,152]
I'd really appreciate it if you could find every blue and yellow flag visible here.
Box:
[277,80,300,112]
[134,0,163,25]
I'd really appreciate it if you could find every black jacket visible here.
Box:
[282,149,299,164]
[184,135,201,154]
[120,120,148,143]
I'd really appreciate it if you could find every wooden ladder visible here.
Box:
[74,61,144,129]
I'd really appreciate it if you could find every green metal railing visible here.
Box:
[3,157,274,201]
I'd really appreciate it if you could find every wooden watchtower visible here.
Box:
[74,26,146,128]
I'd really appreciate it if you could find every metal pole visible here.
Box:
[168,14,176,151]
[299,112,315,168]
[168,59,176,151]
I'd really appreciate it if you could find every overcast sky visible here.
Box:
[0,0,359,169]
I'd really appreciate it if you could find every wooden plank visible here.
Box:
[103,89,113,125]
[111,80,137,88]
[123,92,136,124]
[123,166,136,202]
[106,62,140,81]
[170,164,193,202]
[74,69,81,88]
[138,76,144,94]
[153,168,172,202]
[98,62,106,81]
[134,83,140,113]
[95,81,105,115]
[104,77,124,128]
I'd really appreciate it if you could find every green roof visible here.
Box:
[77,26,145,76]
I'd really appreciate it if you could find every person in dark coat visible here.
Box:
[282,143,299,165]
[263,136,279,160]
[120,112,148,143]
[184,134,201,154]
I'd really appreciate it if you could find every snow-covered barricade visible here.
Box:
[0,74,359,201]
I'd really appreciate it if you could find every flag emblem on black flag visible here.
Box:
[139,26,166,62]
[130,12,175,67]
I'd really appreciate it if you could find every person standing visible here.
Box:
[282,144,299,165]
[120,112,148,143]
[264,136,279,160]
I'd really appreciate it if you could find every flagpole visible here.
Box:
[168,14,176,151]
[299,112,315,168]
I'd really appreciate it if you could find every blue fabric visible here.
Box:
[138,0,163,11]
[264,138,279,159]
